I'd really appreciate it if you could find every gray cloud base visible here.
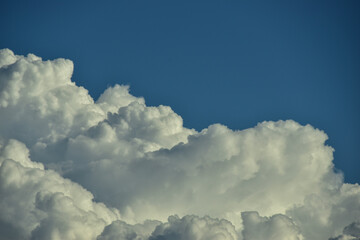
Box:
[0,49,359,239]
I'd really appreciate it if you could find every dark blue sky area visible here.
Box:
[1,0,359,183]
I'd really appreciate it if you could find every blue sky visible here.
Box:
[1,0,359,183]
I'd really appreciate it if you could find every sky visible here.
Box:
[0,1,360,239]
[1,0,359,183]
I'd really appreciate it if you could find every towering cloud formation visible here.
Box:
[0,49,359,239]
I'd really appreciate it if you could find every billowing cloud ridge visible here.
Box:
[0,49,359,239]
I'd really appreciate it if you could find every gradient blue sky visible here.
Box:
[1,0,359,183]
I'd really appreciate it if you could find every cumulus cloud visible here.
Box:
[329,222,360,240]
[0,140,239,240]
[149,215,239,240]
[62,119,340,224]
[0,49,104,146]
[97,220,161,240]
[97,215,238,240]
[0,139,120,240]
[287,183,360,239]
[241,212,303,240]
[0,49,359,239]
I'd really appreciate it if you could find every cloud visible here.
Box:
[329,222,360,240]
[0,49,359,239]
[97,215,238,240]
[241,212,303,240]
[288,183,360,239]
[97,220,161,240]
[63,119,339,224]
[149,215,239,240]
[0,139,120,240]
[0,49,105,146]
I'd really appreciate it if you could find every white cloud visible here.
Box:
[149,215,239,240]
[287,183,360,239]
[241,212,303,240]
[0,139,120,240]
[96,84,145,114]
[0,49,359,239]
[97,220,161,240]
[62,120,339,224]
[0,49,105,146]
[97,215,239,240]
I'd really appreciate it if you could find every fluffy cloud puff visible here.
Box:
[0,49,360,239]
[149,215,238,240]
[241,212,303,240]
[0,49,105,145]
[97,215,238,240]
[329,222,360,240]
[0,139,120,240]
[97,220,161,240]
[288,183,360,239]
[63,119,338,224]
